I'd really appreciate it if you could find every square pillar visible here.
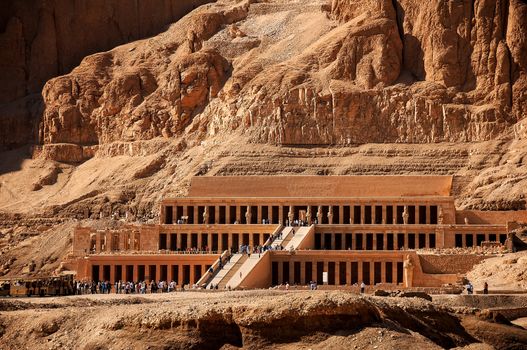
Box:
[392,205,397,225]
[347,261,352,285]
[350,205,355,225]
[321,233,326,249]
[197,233,203,251]
[382,205,387,224]
[132,265,138,282]
[190,265,196,285]
[381,262,386,283]
[331,234,336,250]
[312,261,317,283]
[372,234,377,251]
[300,262,306,284]
[394,233,399,250]
[279,206,284,225]
[352,233,357,250]
[372,205,376,225]
[236,206,241,223]
[404,233,409,249]
[194,207,199,224]
[425,233,430,248]
[269,206,273,224]
[426,206,431,224]
[392,260,397,284]
[362,234,367,250]
[358,260,363,283]
[289,261,294,284]
[323,261,328,284]
[335,261,341,285]
[278,262,283,284]
[339,206,344,224]
[208,233,212,251]
[360,205,365,224]
[226,206,231,225]
[257,206,262,224]
[110,265,115,284]
[215,205,220,224]
[369,261,375,286]
[383,233,388,250]
[415,206,420,225]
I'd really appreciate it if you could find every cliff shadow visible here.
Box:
[0,145,32,176]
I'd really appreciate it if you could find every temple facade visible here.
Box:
[68,176,526,290]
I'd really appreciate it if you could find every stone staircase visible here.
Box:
[285,225,314,250]
[208,253,249,289]
[272,226,294,249]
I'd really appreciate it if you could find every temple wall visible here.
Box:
[456,210,527,225]
[418,254,487,274]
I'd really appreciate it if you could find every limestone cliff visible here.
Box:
[39,0,527,149]
[0,0,214,149]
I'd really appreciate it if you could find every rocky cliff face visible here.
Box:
[0,0,213,150]
[38,0,527,150]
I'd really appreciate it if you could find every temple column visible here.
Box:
[360,205,365,224]
[321,234,326,249]
[383,233,388,250]
[373,234,377,251]
[249,234,254,251]
[347,261,352,285]
[369,261,375,286]
[289,261,294,284]
[339,206,344,224]
[392,260,397,284]
[381,262,386,283]
[350,205,355,224]
[362,234,367,250]
[404,232,409,249]
[331,233,336,250]
[197,233,203,251]
[425,233,430,248]
[426,205,431,224]
[279,206,284,225]
[462,234,467,247]
[167,265,173,282]
[415,206,420,225]
[300,262,306,284]
[110,265,115,284]
[278,262,283,284]
[228,233,233,252]
[236,206,241,223]
[183,206,188,221]
[335,261,340,285]
[382,205,387,224]
[352,233,357,250]
[208,233,212,251]
[392,205,397,225]
[190,265,195,285]
[226,206,231,224]
[394,233,399,250]
[358,260,363,283]
[132,265,138,282]
[372,205,376,225]
[215,205,220,224]
[323,261,328,284]
[312,262,317,283]
[175,266,182,286]
[257,205,262,224]
[269,206,274,224]
[193,207,199,224]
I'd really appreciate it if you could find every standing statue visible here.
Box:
[464,217,469,225]
[288,206,294,226]
[438,206,444,224]
[203,207,209,224]
[306,206,312,225]
[403,254,414,288]
[402,205,409,225]
[327,206,333,225]
[245,206,252,224]
[317,206,323,224]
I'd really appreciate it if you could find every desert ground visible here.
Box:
[1,290,527,350]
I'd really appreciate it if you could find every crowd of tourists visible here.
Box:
[73,280,181,294]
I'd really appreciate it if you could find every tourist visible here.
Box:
[466,282,473,295]
[360,281,365,294]
[483,281,488,295]
[285,282,289,290]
